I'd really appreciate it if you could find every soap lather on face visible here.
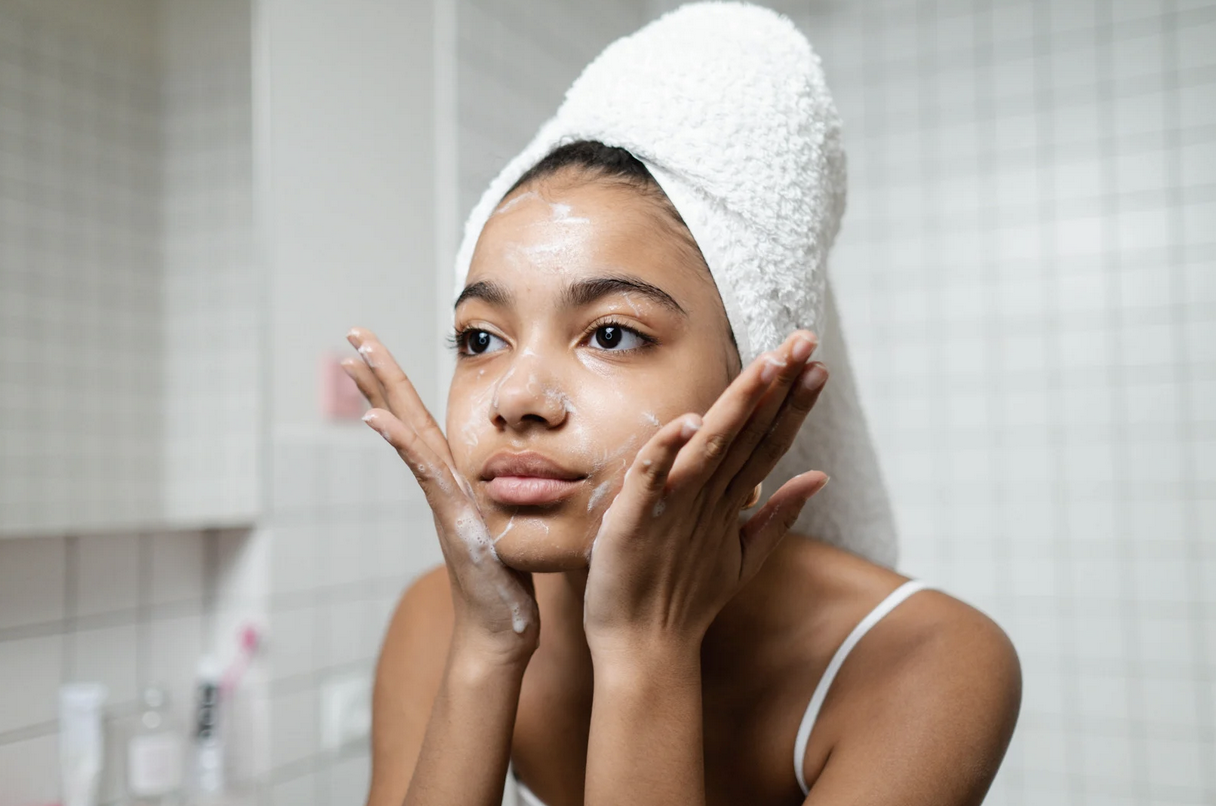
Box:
[445,153,740,574]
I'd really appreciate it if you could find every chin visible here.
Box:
[486,516,594,573]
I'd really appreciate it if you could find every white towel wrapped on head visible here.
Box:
[453,1,899,568]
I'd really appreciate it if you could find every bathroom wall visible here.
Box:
[0,1,260,802]
[249,1,444,803]
[0,528,253,804]
[0,0,163,535]
[160,0,259,525]
[0,0,258,537]
[453,0,649,221]
[695,1,1213,804]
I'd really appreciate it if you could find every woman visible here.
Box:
[347,5,1020,806]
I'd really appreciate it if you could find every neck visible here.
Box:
[533,568,595,676]
[531,539,796,678]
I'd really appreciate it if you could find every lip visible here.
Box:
[481,451,586,506]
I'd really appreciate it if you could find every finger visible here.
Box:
[710,331,818,493]
[724,361,828,501]
[362,407,463,514]
[738,471,829,582]
[340,357,388,410]
[348,327,453,464]
[668,330,813,488]
[621,413,703,517]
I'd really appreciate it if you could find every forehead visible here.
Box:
[465,179,708,295]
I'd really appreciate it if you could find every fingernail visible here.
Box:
[760,353,785,384]
[801,363,827,390]
[346,328,361,345]
[791,335,814,363]
[361,409,385,433]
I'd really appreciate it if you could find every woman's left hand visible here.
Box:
[583,329,831,662]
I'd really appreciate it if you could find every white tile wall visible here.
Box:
[251,0,453,799]
[160,0,259,526]
[0,0,263,802]
[455,0,649,219]
[762,0,1215,803]
[0,0,163,536]
[0,0,258,536]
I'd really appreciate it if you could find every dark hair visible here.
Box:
[500,139,705,265]
[506,139,659,197]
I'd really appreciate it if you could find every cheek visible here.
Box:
[445,377,494,465]
[566,377,687,480]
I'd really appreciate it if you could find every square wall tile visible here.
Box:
[0,733,58,804]
[74,532,140,618]
[0,537,65,630]
[150,530,206,607]
[69,623,139,706]
[0,634,63,733]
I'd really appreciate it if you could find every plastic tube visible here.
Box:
[191,656,225,799]
[59,682,108,806]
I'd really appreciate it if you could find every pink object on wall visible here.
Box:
[319,353,367,420]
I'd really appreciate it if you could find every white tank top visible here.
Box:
[513,578,929,805]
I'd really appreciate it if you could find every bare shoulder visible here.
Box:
[797,542,1022,805]
[367,565,453,806]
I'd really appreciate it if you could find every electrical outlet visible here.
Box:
[320,672,371,751]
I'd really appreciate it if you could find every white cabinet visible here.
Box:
[0,0,260,536]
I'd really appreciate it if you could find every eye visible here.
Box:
[460,328,507,356]
[588,323,648,351]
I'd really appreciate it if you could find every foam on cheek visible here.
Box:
[641,411,661,427]
[587,480,612,512]
[459,384,494,449]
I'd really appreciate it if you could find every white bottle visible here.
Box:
[126,686,184,806]
[59,683,108,806]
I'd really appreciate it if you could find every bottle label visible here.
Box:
[128,732,184,795]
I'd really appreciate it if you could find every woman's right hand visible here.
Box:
[342,327,539,666]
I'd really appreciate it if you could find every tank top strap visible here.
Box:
[792,578,930,795]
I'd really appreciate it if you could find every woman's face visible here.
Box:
[447,173,739,572]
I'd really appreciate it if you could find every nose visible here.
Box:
[490,351,570,431]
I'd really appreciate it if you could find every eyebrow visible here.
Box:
[563,275,686,315]
[454,274,687,316]
[454,279,510,310]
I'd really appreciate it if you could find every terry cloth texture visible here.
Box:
[452,1,898,568]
